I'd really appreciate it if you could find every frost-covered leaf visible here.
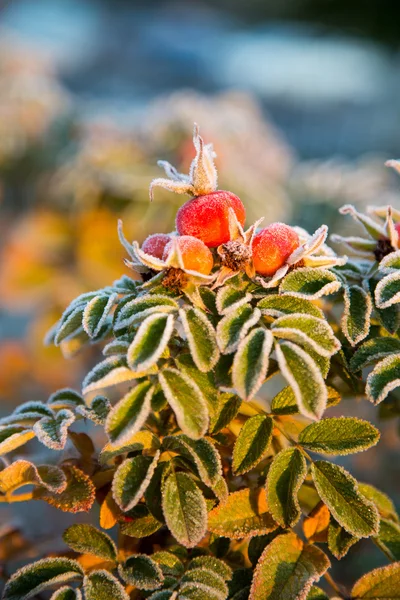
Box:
[216,304,261,354]
[119,554,164,590]
[280,268,341,299]
[176,354,218,416]
[63,524,117,561]
[342,286,372,346]
[232,415,273,475]
[47,389,85,410]
[266,448,307,528]
[350,338,400,372]
[374,518,400,561]
[307,587,329,600]
[2,557,83,600]
[379,249,400,273]
[311,461,379,537]
[209,393,241,434]
[366,354,400,404]
[148,592,177,600]
[114,294,179,331]
[271,385,340,416]
[34,465,95,513]
[163,435,222,487]
[179,307,219,372]
[328,518,358,559]
[105,381,153,446]
[368,277,400,334]
[351,562,400,599]
[121,508,162,538]
[0,460,66,496]
[159,368,208,439]
[83,570,129,600]
[55,306,84,345]
[103,339,129,357]
[275,342,327,420]
[152,551,185,577]
[33,409,75,450]
[216,286,253,315]
[358,483,398,522]
[15,401,54,417]
[50,587,82,600]
[257,295,323,319]
[299,417,380,455]
[232,328,273,401]
[375,271,400,309]
[112,452,159,512]
[272,313,340,357]
[83,294,116,338]
[181,567,228,599]
[100,430,160,465]
[162,471,207,548]
[249,532,330,600]
[82,356,155,395]
[77,395,111,425]
[208,488,277,539]
[187,556,232,581]
[127,313,174,372]
[0,426,35,455]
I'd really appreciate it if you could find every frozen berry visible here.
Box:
[163,235,213,275]
[142,233,171,259]
[176,190,246,248]
[252,223,300,277]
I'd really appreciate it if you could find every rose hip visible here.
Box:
[163,235,214,275]
[252,223,300,277]
[142,233,171,259]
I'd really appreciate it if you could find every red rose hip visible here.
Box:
[142,233,171,259]
[252,223,300,277]
[176,190,246,248]
[163,235,214,275]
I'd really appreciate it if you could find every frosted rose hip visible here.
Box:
[176,190,246,248]
[163,235,214,275]
[252,223,300,277]
[142,233,171,259]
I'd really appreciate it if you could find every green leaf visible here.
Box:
[118,554,164,590]
[249,532,330,600]
[2,557,83,600]
[181,567,228,599]
[50,587,82,600]
[162,471,207,548]
[311,461,379,537]
[55,306,84,345]
[159,368,209,440]
[366,354,400,404]
[208,488,278,539]
[112,452,159,512]
[179,307,220,372]
[275,341,327,420]
[83,294,116,338]
[0,460,66,496]
[47,388,85,410]
[272,313,340,357]
[266,448,307,528]
[127,313,174,372]
[307,586,329,600]
[257,295,323,319]
[216,304,261,354]
[63,524,117,561]
[105,381,153,446]
[232,328,273,401]
[280,268,341,299]
[0,426,35,455]
[216,286,252,315]
[163,435,222,487]
[152,551,184,577]
[100,430,160,465]
[374,518,400,561]
[121,509,162,538]
[379,249,400,272]
[342,286,372,346]
[350,338,400,372]
[114,294,179,331]
[33,409,75,451]
[77,395,111,425]
[187,556,232,581]
[82,356,154,395]
[358,483,398,522]
[328,518,359,559]
[83,570,129,600]
[103,339,130,357]
[375,271,400,309]
[368,278,400,334]
[351,562,400,599]
[34,465,95,513]
[147,592,177,600]
[299,417,380,455]
[232,415,273,475]
[271,385,340,416]
[209,392,241,434]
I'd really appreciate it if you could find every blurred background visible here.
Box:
[0,0,400,591]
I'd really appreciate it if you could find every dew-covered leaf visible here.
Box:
[176,354,218,416]
[181,566,228,599]
[2,557,84,600]
[163,434,222,487]
[50,587,82,600]
[275,341,327,420]
[366,354,400,405]
[82,356,155,395]
[47,389,85,411]
[112,452,159,512]
[342,286,372,346]
[328,518,359,559]
[0,426,36,455]
[118,554,164,590]
[83,294,116,338]
[34,465,95,513]
[83,570,129,600]
[179,307,220,372]
[208,488,278,539]
[159,368,209,440]
[216,304,261,354]
[127,313,174,372]
[311,461,379,537]
[33,409,75,451]
[257,295,323,319]
[103,339,130,357]
[249,532,330,600]
[187,556,232,581]
[375,271,400,309]
[77,395,111,425]
[350,338,400,373]
[299,417,380,455]
[63,524,117,561]
[266,448,307,528]
[351,562,400,599]
[232,415,273,475]
[272,313,340,357]
[152,551,185,577]
[114,294,179,331]
[280,268,341,299]
[105,381,153,446]
[216,286,252,315]
[358,483,398,522]
[162,471,207,548]
[271,386,339,416]
[232,328,273,401]
[209,392,241,434]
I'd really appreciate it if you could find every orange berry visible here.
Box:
[252,223,300,277]
[163,235,214,275]
[142,233,171,259]
[176,190,246,248]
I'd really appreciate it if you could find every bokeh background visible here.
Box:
[0,0,400,592]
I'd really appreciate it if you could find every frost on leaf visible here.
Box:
[82,293,117,338]
[279,268,341,299]
[365,353,400,404]
[375,271,400,309]
[257,295,324,319]
[77,395,111,425]
[266,448,307,528]
[0,426,36,455]
[118,554,164,590]
[232,328,273,401]
[114,295,179,331]
[63,524,117,562]
[341,285,372,346]
[34,465,95,513]
[83,570,129,600]
[351,562,400,599]
[112,452,159,512]
[163,434,222,487]
[232,415,273,475]
[47,389,85,411]
[0,460,66,498]
[327,518,358,559]
[271,313,340,357]
[179,307,220,372]
[33,409,75,450]
[105,380,153,446]
[299,417,380,455]
[350,337,400,372]
[50,587,82,600]
[216,304,261,354]
[82,356,154,395]
[127,313,174,372]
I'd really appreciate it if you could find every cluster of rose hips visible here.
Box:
[141,125,300,284]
